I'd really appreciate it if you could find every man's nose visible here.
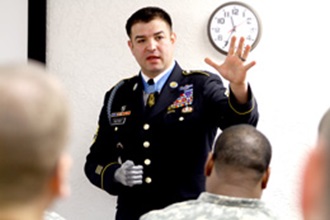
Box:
[146,39,157,51]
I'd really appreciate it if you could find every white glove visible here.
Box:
[114,160,143,187]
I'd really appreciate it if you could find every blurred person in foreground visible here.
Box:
[140,124,278,220]
[301,108,330,220]
[0,62,72,220]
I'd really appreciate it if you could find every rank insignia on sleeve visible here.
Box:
[95,165,103,175]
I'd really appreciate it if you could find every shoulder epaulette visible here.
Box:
[182,70,210,77]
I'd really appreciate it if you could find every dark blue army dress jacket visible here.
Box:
[84,62,259,219]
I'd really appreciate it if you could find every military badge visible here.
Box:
[182,106,193,113]
[110,117,126,125]
[110,111,131,117]
[116,142,124,149]
[168,84,194,112]
[170,81,178,88]
[110,109,131,125]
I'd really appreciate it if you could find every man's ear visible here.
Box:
[170,32,177,44]
[127,40,133,51]
[204,152,214,177]
[51,153,72,198]
[261,167,271,189]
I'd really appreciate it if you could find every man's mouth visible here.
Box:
[146,56,160,61]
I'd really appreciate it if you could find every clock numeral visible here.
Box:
[211,27,220,33]
[216,17,225,24]
[214,35,223,42]
[222,10,230,17]
[250,27,257,33]
[247,17,252,25]
[246,35,254,41]
[232,7,239,15]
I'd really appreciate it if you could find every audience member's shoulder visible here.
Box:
[44,211,66,220]
[140,200,197,220]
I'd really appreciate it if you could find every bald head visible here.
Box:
[0,62,70,206]
[214,124,272,175]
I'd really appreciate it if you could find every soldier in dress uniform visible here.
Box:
[84,6,259,220]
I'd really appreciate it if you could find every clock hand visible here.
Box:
[230,16,235,28]
[228,16,237,33]
[228,18,248,34]
[225,20,247,47]
[223,30,234,48]
[234,20,247,30]
[224,17,236,48]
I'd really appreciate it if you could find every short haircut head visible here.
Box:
[125,6,172,37]
[213,124,272,180]
[318,108,330,216]
[318,108,330,147]
[0,62,70,206]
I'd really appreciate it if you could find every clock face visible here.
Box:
[207,2,262,55]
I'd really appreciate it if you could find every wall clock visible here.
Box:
[207,1,262,55]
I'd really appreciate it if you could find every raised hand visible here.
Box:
[205,36,256,86]
[205,36,256,103]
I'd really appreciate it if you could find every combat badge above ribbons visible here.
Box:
[167,84,193,113]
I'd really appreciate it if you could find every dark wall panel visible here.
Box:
[28,0,46,63]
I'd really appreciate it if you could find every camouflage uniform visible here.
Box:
[140,192,278,220]
[44,211,66,220]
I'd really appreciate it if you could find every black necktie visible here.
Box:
[146,79,158,108]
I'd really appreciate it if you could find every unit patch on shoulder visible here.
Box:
[182,70,210,77]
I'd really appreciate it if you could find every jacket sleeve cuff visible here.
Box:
[101,162,121,195]
[228,84,256,115]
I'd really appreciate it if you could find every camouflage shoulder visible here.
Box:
[182,70,210,77]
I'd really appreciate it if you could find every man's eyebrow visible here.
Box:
[134,31,165,40]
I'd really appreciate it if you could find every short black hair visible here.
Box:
[125,6,172,37]
[213,124,272,175]
[318,108,330,146]
[318,107,330,214]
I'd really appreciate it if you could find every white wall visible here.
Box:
[47,0,330,219]
[0,0,27,64]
